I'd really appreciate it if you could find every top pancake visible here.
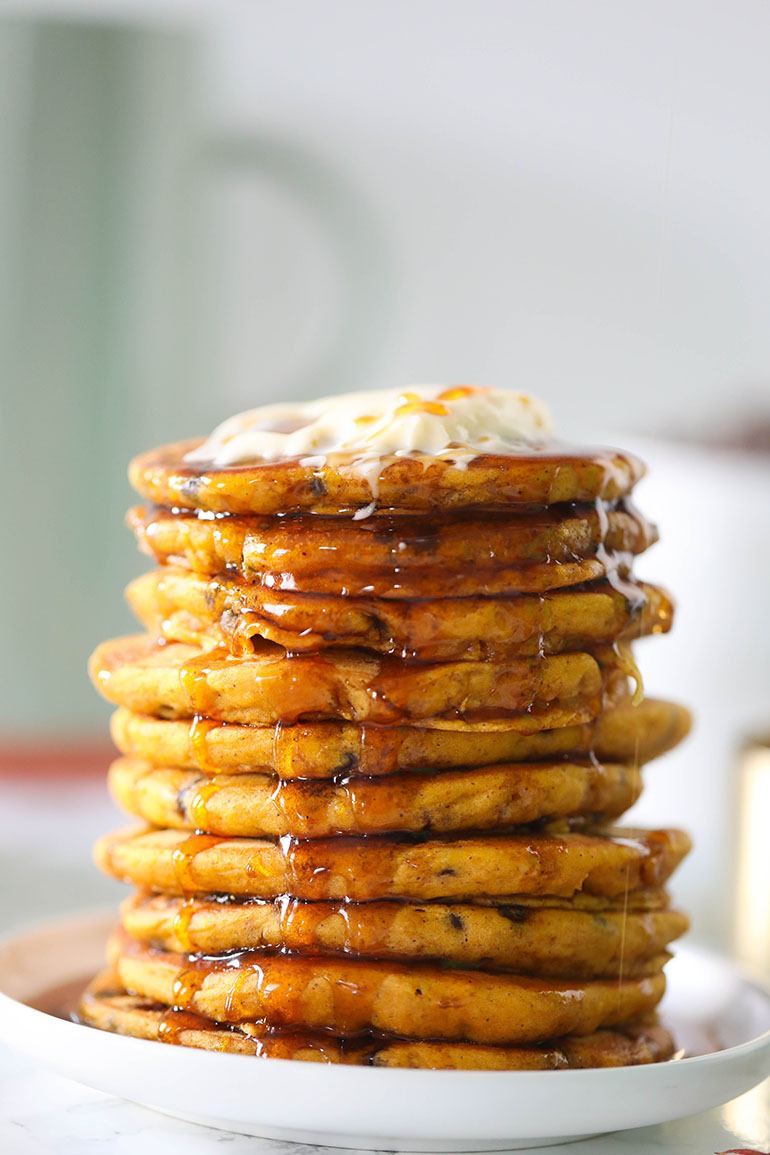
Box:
[130,439,645,516]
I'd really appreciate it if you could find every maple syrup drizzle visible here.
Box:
[227,612,261,657]
[357,724,403,775]
[272,720,290,777]
[265,769,455,837]
[178,646,228,716]
[223,963,264,1021]
[187,715,220,774]
[171,966,207,1011]
[157,965,209,1045]
[272,894,343,954]
[213,952,372,1033]
[186,777,225,831]
[594,498,647,617]
[171,832,223,893]
[172,897,197,952]
[257,828,676,903]
[187,647,622,730]
[210,517,244,568]
[436,385,486,401]
[157,1009,212,1045]
[334,899,388,956]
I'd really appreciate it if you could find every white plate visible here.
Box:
[0,910,769,1151]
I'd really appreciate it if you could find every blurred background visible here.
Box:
[0,1,769,962]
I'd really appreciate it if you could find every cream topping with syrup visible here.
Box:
[184,386,554,471]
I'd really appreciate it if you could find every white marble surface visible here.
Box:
[0,1040,767,1155]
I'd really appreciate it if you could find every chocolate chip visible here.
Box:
[498,904,530,924]
[335,752,359,774]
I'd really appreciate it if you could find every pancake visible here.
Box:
[108,756,642,838]
[126,568,673,661]
[120,891,688,977]
[109,696,691,778]
[128,502,656,574]
[90,635,610,727]
[83,393,691,1072]
[129,441,645,517]
[127,504,655,599]
[80,972,674,1067]
[95,825,691,902]
[107,930,667,1044]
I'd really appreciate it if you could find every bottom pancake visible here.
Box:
[81,970,675,1068]
[109,931,667,1045]
[121,891,688,978]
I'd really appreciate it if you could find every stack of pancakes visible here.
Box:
[83,418,691,1069]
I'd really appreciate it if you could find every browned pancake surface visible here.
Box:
[90,635,609,726]
[109,696,691,778]
[108,756,642,838]
[107,932,667,1045]
[127,568,672,660]
[127,503,654,598]
[130,441,645,516]
[80,971,674,1067]
[120,890,688,977]
[95,824,691,902]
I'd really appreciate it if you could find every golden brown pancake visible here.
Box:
[80,972,674,1067]
[90,634,611,727]
[120,891,688,977]
[109,696,691,778]
[108,756,643,838]
[126,568,673,661]
[95,824,691,902]
[106,930,667,1044]
[129,441,645,516]
[129,502,655,573]
[127,503,655,598]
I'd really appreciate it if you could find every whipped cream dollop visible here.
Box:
[185,385,554,467]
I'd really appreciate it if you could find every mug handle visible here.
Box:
[196,132,394,395]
